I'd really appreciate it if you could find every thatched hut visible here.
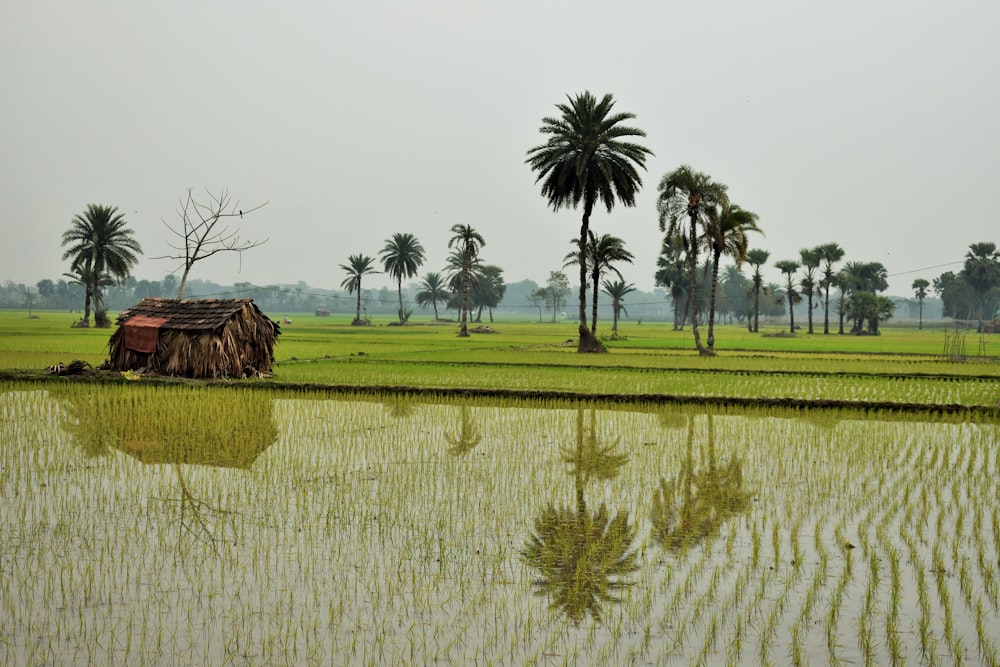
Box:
[108,297,280,378]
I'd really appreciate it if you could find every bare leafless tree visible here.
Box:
[154,188,268,299]
[21,285,37,317]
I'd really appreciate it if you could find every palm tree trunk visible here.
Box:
[82,286,92,326]
[577,218,588,331]
[459,269,469,337]
[458,254,472,338]
[807,294,814,334]
[678,293,688,331]
[823,285,831,334]
[576,209,605,353]
[591,271,599,334]
[355,285,362,322]
[705,249,722,353]
[753,281,760,333]
[788,299,795,333]
[687,212,708,355]
[397,279,404,323]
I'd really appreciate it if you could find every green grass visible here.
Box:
[2,309,998,410]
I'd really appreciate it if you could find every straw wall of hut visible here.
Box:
[108,298,280,378]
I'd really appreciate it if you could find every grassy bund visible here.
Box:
[2,310,999,665]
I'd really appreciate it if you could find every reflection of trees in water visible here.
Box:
[444,405,481,456]
[656,407,688,431]
[58,387,276,547]
[168,463,237,549]
[521,408,637,623]
[382,396,417,418]
[560,408,628,490]
[803,410,841,431]
[650,412,750,553]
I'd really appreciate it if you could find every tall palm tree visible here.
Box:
[701,204,760,350]
[655,234,690,331]
[600,279,636,335]
[339,254,378,324]
[775,260,801,333]
[657,166,729,355]
[840,260,889,295]
[470,264,506,322]
[912,278,930,330]
[415,272,449,320]
[963,242,1000,322]
[444,249,482,304]
[798,247,822,334]
[564,232,634,335]
[834,271,850,334]
[447,224,486,337]
[838,260,890,331]
[379,233,425,323]
[719,264,752,325]
[62,265,113,327]
[527,91,652,353]
[746,249,770,333]
[815,243,845,334]
[61,204,142,327]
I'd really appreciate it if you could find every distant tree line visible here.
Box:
[933,242,1000,325]
[26,136,996,340]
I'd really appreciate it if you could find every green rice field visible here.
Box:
[1,311,998,411]
[1,310,999,664]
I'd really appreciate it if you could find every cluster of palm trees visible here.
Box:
[339,225,504,336]
[656,167,762,355]
[763,246,898,335]
[60,204,142,327]
[528,91,962,350]
[527,93,766,354]
[934,242,1000,324]
[562,232,635,337]
[338,233,425,327]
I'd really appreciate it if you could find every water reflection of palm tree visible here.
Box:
[444,405,481,456]
[383,396,417,418]
[522,408,637,623]
[651,411,750,553]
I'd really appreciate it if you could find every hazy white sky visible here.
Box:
[3,1,998,297]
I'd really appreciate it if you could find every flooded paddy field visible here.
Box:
[2,383,998,665]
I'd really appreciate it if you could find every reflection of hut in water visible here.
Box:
[107,297,280,379]
[61,387,277,469]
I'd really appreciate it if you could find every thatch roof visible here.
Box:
[108,297,280,379]
[119,297,260,329]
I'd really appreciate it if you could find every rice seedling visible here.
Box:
[1,383,998,663]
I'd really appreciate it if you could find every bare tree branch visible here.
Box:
[151,188,268,299]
